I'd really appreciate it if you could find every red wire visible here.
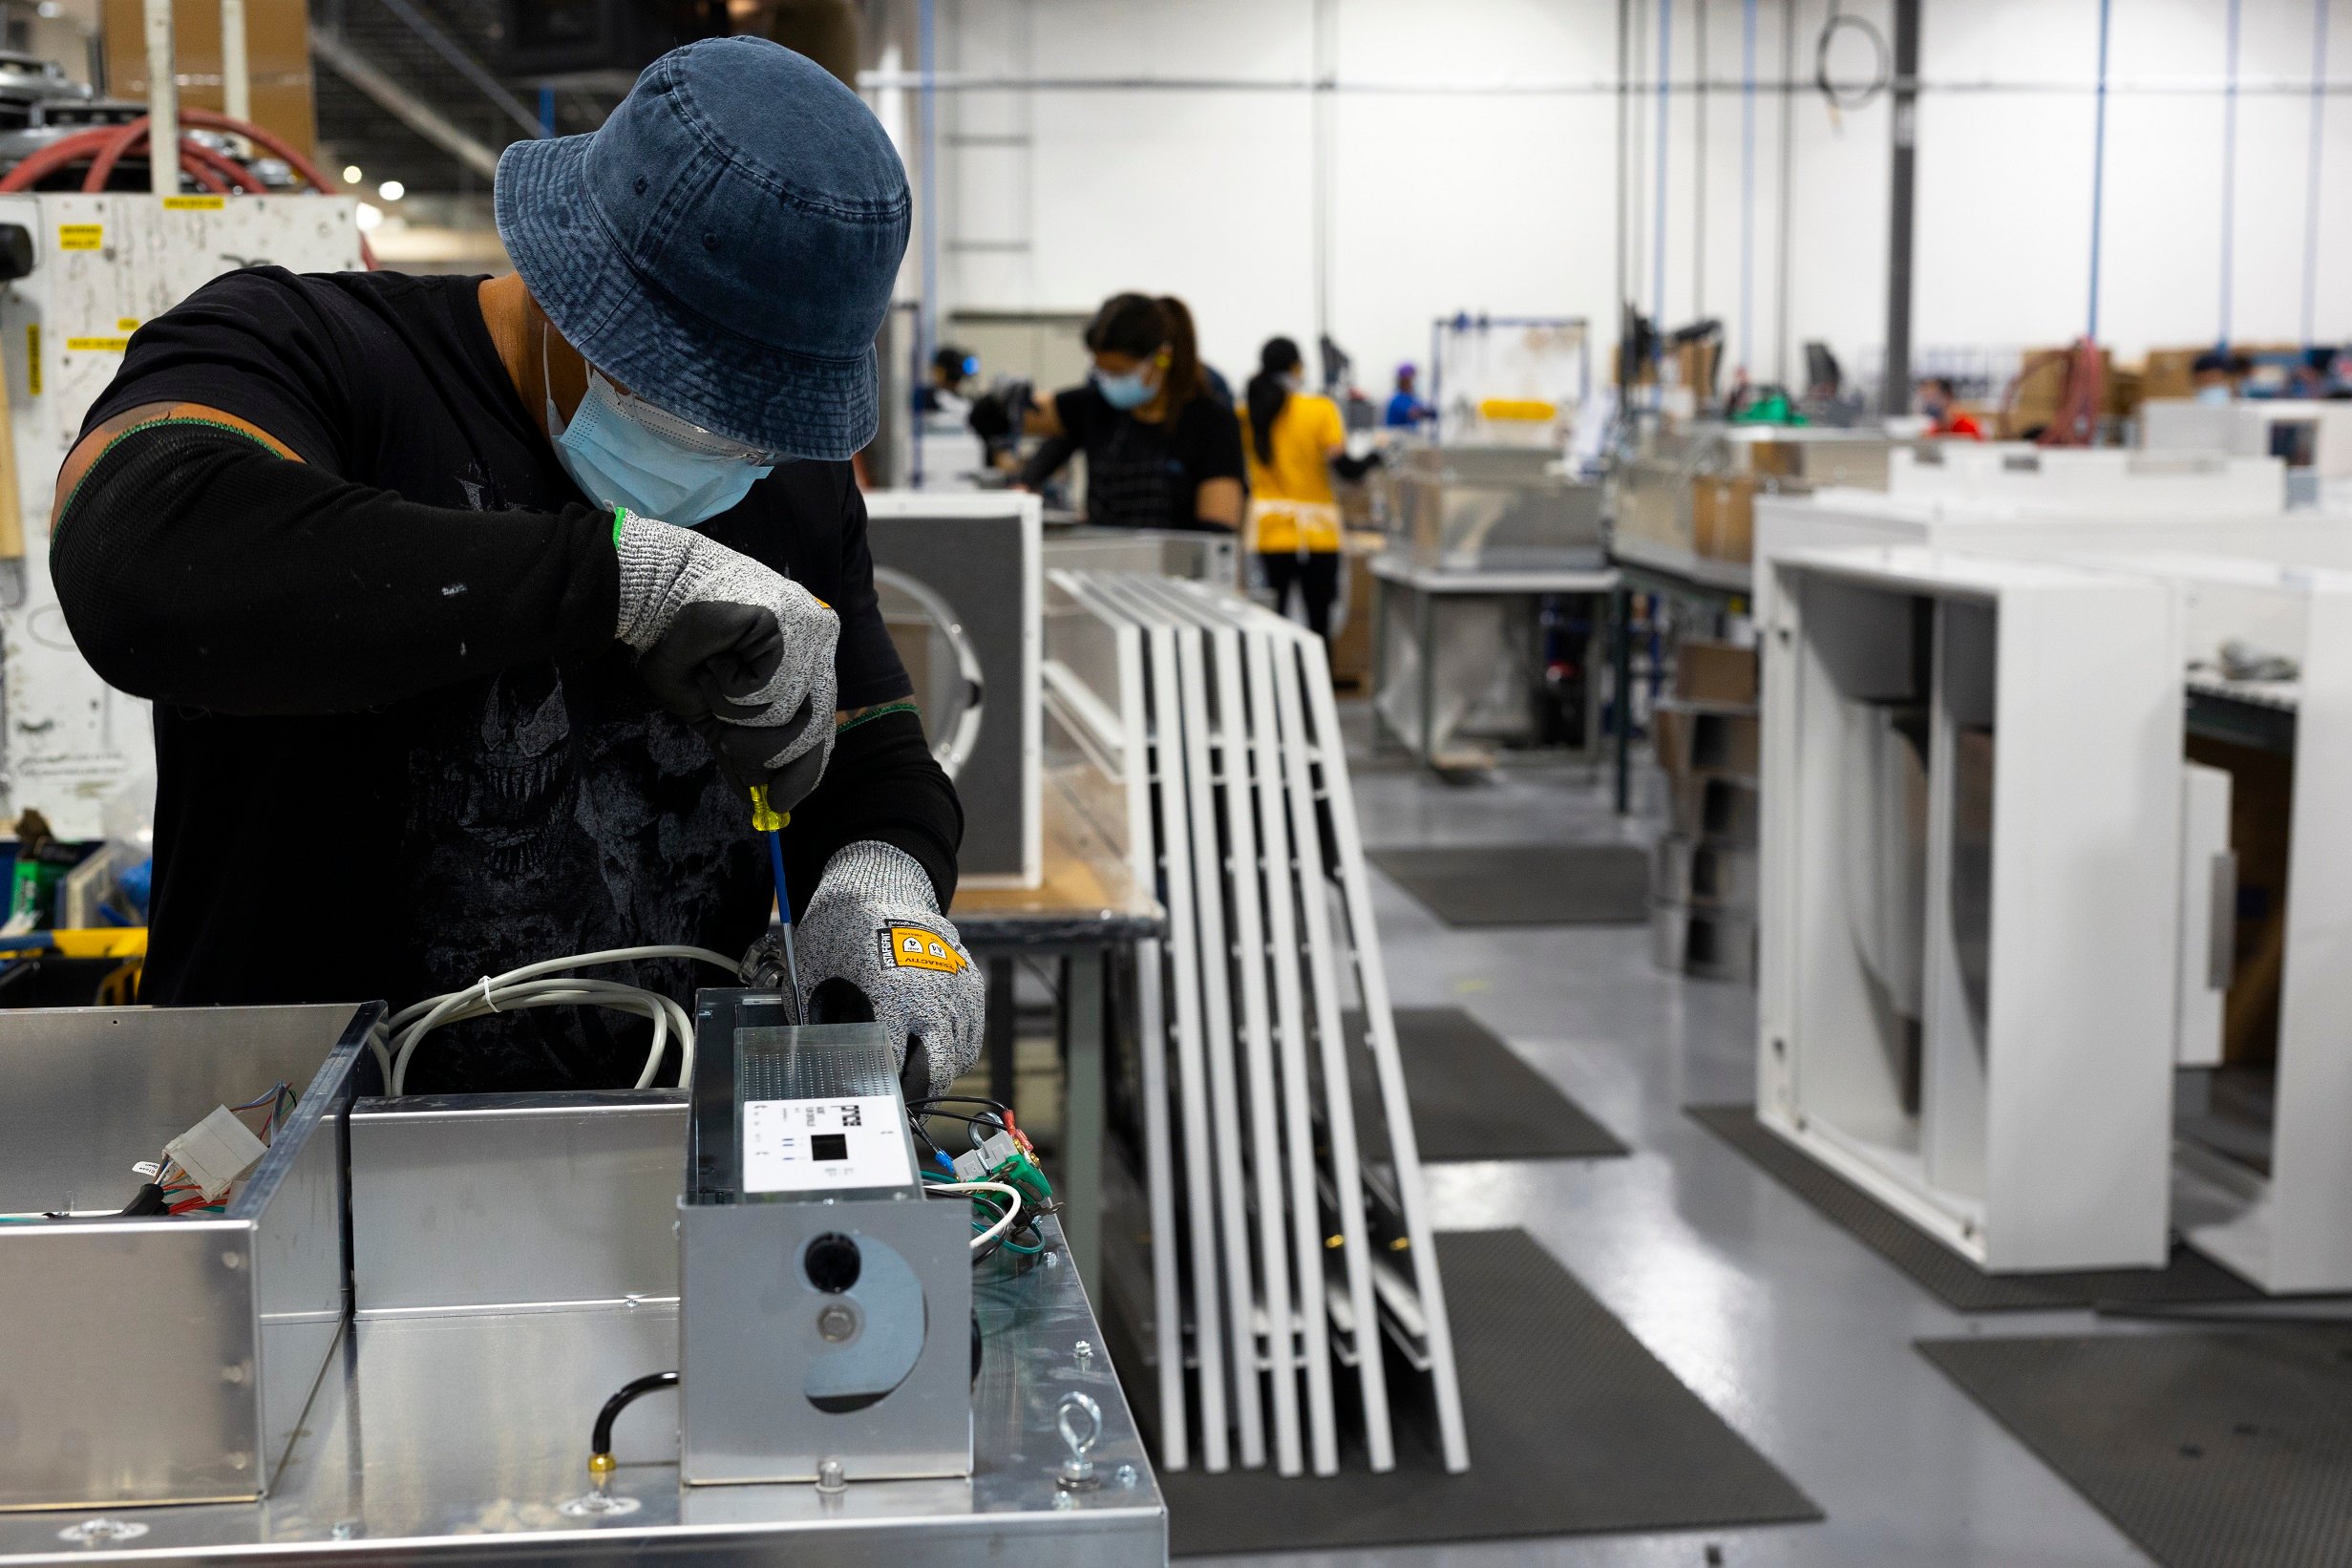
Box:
[0,110,376,269]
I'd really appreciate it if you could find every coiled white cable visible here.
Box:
[926,1178,1024,1252]
[374,945,741,1095]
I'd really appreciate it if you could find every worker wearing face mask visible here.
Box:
[49,39,983,1096]
[1019,292,1244,531]
[2192,350,2252,405]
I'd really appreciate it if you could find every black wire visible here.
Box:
[909,1094,1013,1114]
[1815,6,1890,113]
[590,1370,677,1457]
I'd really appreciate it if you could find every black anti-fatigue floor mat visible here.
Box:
[1920,1329,2352,1567]
[1368,842,1651,927]
[1346,1006,1628,1161]
[1158,1228,1819,1557]
[1689,1105,2259,1312]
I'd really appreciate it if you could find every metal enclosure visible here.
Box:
[1611,422,1914,573]
[679,994,972,1485]
[1758,547,2180,1271]
[1393,443,1604,570]
[0,193,363,837]
[2139,558,2352,1294]
[0,1091,1164,1565]
[0,1003,377,1511]
[864,490,1043,888]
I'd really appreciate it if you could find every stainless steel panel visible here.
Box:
[0,1220,1161,1567]
[0,1004,372,1513]
[680,1196,972,1485]
[1398,444,1605,571]
[349,1093,686,1313]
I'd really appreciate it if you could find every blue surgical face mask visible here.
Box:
[2196,383,2234,406]
[542,336,773,524]
[1094,365,1155,411]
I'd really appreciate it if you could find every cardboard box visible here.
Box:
[1326,530,1385,692]
[2188,733,2293,1067]
[1653,700,1760,780]
[105,0,317,156]
[1672,639,1758,706]
[1668,773,1760,845]
[1691,475,1755,563]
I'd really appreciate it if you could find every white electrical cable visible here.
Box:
[376,945,740,1095]
[927,1178,1023,1252]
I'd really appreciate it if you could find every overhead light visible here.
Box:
[35,2,62,18]
[377,180,405,201]
[354,201,383,233]
[341,164,362,184]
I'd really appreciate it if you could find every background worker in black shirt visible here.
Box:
[1020,293,1245,532]
[48,38,985,1097]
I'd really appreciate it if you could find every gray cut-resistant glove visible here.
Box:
[614,509,839,811]
[795,840,984,1097]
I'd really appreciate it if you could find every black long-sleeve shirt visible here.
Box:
[53,266,959,1091]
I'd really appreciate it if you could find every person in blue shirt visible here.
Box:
[1384,362,1430,428]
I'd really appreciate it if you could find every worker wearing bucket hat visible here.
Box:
[49,38,983,1096]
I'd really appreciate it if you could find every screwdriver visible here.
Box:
[750,784,802,1007]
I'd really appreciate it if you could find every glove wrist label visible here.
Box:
[880,923,967,975]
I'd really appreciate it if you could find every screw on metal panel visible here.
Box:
[221,1252,244,1269]
[224,1452,250,1471]
[329,1521,356,1540]
[221,1363,249,1385]
[816,1303,858,1344]
[1114,1463,1138,1489]
[815,1458,848,1494]
[1073,1339,1094,1366]
[58,1519,147,1546]
[1041,1248,1060,1267]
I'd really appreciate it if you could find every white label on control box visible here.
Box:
[742,1095,914,1193]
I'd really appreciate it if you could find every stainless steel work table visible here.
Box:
[0,1091,1165,1568]
[1367,551,1621,771]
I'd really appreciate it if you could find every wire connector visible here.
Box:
[162,1106,267,1201]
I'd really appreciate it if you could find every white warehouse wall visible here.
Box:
[907,0,2352,400]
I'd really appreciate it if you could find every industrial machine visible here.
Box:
[864,491,1043,887]
[1758,546,2182,1271]
[678,995,973,1485]
[0,191,361,840]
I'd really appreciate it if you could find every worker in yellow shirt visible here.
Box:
[1240,337,1377,641]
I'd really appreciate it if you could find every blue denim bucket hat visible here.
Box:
[494,37,910,461]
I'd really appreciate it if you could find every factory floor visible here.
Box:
[1193,718,2153,1568]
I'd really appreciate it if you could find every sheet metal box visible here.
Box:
[680,992,972,1485]
[0,1003,377,1511]
[1394,443,1604,570]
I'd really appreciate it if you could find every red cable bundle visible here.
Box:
[0,108,376,268]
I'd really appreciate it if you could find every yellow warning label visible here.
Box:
[115,317,138,331]
[66,336,129,353]
[56,223,101,251]
[25,325,37,396]
[882,925,966,975]
[162,195,224,211]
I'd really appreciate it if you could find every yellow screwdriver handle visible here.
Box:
[749,785,787,834]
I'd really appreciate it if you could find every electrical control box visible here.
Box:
[678,991,972,1486]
